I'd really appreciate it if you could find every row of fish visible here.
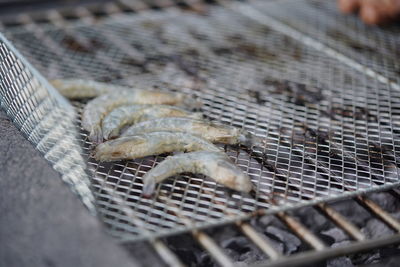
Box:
[51,79,256,196]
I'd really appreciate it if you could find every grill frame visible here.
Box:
[1,0,400,266]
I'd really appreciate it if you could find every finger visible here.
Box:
[360,0,400,25]
[338,0,361,14]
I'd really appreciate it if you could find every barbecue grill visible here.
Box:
[1,0,400,266]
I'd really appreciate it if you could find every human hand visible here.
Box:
[338,0,400,25]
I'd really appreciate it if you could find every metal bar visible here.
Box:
[158,193,235,267]
[316,203,366,241]
[193,230,235,267]
[238,222,282,260]
[356,196,400,232]
[277,212,326,251]
[93,174,186,267]
[251,233,400,267]
[151,240,186,267]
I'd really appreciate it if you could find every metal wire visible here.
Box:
[1,0,400,243]
[0,32,96,213]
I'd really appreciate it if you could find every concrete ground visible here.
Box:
[0,110,140,267]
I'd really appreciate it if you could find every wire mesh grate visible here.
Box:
[1,0,400,241]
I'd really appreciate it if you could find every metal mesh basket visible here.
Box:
[1,0,400,241]
[0,33,95,212]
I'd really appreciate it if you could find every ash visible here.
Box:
[165,191,400,266]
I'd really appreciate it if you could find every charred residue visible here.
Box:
[264,79,324,106]
[171,48,206,81]
[226,34,246,43]
[236,43,277,61]
[212,38,277,62]
[172,54,201,77]
[120,57,150,73]
[62,35,104,53]
[177,1,209,15]
[282,36,303,61]
[188,29,208,41]
[286,124,359,188]
[97,71,123,83]
[240,146,300,195]
[327,29,377,54]
[140,21,159,29]
[247,90,267,105]
[326,105,378,122]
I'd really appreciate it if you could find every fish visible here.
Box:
[122,117,261,147]
[50,79,120,99]
[82,91,199,143]
[93,131,221,162]
[102,105,203,140]
[142,151,253,196]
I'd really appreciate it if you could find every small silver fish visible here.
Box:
[94,131,221,162]
[122,117,260,147]
[102,105,203,140]
[82,91,199,143]
[142,151,253,196]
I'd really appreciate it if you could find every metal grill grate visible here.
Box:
[1,0,400,245]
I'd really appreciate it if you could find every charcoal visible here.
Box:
[290,207,329,232]
[199,253,213,267]
[207,225,238,241]
[265,226,301,254]
[258,215,285,229]
[237,250,268,264]
[166,234,203,265]
[380,247,400,258]
[224,248,240,261]
[329,240,381,265]
[318,233,335,246]
[263,235,285,254]
[321,227,349,243]
[330,201,371,227]
[172,248,199,266]
[350,250,380,265]
[362,218,394,239]
[327,256,354,267]
[221,236,250,254]
[369,192,400,213]
[332,240,352,248]
[392,210,400,220]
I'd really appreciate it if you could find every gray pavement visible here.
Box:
[0,110,139,267]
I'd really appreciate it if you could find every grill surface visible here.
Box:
[2,0,400,240]
[1,0,400,253]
